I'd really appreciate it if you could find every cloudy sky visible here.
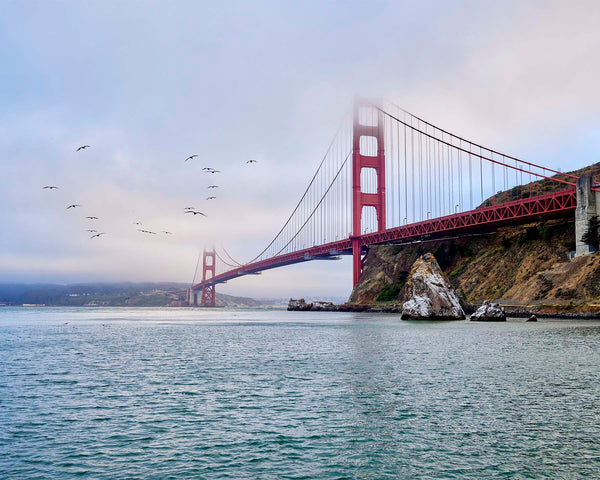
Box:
[1,0,600,299]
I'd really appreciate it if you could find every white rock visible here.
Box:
[470,300,506,321]
[401,253,465,320]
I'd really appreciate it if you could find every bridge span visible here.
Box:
[188,100,595,306]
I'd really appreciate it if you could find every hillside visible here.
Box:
[349,218,587,307]
[350,163,600,311]
[0,283,273,308]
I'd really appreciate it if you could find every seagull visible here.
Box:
[67,204,81,209]
[208,185,219,188]
[185,210,206,216]
[43,186,59,189]
[185,154,198,162]
[76,145,90,152]
[85,216,98,220]
[247,159,257,163]
[206,196,216,200]
[90,232,105,238]
[86,229,97,233]
[161,231,173,235]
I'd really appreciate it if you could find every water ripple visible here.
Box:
[1,308,600,478]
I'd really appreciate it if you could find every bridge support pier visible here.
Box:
[190,289,198,306]
[575,173,599,256]
[186,288,198,306]
[352,238,362,286]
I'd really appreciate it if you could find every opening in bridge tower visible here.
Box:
[352,100,386,285]
[201,248,216,307]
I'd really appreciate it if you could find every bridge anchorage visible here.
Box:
[188,99,594,307]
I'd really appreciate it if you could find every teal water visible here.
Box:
[1,307,600,479]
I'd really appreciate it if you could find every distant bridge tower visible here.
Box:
[200,248,216,306]
[351,100,386,285]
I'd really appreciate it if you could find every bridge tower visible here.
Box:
[351,100,386,285]
[200,248,216,306]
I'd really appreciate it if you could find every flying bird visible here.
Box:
[86,229,97,233]
[185,210,206,216]
[42,186,59,189]
[67,204,81,209]
[133,222,142,225]
[184,207,195,210]
[85,216,98,220]
[90,233,105,239]
[161,231,173,235]
[185,155,198,162]
[207,170,220,174]
[138,229,157,234]
[76,145,90,152]
[208,185,219,188]
[247,159,257,163]
[206,196,216,200]
[202,167,213,171]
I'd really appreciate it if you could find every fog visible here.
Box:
[2,0,599,298]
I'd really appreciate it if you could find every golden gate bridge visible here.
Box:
[188,99,593,306]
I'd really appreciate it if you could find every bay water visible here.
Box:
[1,307,599,478]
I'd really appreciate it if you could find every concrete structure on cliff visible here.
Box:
[575,173,599,256]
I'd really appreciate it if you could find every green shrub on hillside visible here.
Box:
[449,263,467,277]
[375,270,409,302]
[376,283,401,302]
[537,217,550,241]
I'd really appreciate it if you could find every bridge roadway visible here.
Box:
[191,188,577,292]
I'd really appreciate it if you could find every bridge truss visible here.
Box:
[189,100,580,306]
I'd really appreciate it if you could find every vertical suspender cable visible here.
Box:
[411,124,415,223]
[480,146,483,205]
[469,151,473,210]
[403,122,407,224]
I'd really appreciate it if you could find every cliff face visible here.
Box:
[349,217,600,306]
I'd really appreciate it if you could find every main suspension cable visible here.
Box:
[247,117,349,264]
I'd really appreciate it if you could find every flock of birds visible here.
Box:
[43,146,258,239]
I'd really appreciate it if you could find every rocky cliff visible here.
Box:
[349,216,600,309]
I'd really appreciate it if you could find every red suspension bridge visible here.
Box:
[188,100,591,306]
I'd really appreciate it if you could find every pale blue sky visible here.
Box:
[1,0,600,298]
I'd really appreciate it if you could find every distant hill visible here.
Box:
[0,282,278,307]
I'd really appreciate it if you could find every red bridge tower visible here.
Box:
[352,100,386,285]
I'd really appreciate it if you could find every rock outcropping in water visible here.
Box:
[288,298,336,311]
[400,253,465,320]
[470,301,507,321]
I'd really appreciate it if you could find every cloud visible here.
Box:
[1,0,600,297]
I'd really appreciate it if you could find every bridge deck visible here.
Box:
[191,188,576,291]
